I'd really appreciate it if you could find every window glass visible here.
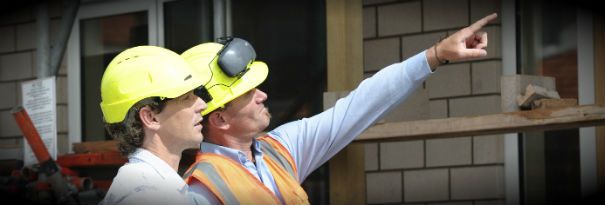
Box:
[164,0,214,53]
[518,1,581,204]
[80,11,148,141]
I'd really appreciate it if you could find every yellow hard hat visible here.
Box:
[182,38,268,116]
[100,46,208,123]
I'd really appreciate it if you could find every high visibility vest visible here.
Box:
[183,135,310,205]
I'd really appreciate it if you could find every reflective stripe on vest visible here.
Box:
[183,136,309,205]
[184,162,239,204]
[258,136,297,180]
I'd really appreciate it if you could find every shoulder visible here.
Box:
[105,162,160,194]
[114,162,158,181]
[102,163,188,205]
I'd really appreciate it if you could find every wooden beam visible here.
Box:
[355,105,605,142]
[516,84,560,107]
[532,98,577,109]
[72,140,119,153]
[326,0,364,204]
[326,0,363,92]
[57,151,126,167]
[328,142,365,204]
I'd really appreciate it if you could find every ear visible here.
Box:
[208,111,230,130]
[138,106,161,130]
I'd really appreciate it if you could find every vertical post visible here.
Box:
[37,2,50,78]
[326,0,363,91]
[501,0,520,204]
[51,0,79,76]
[326,0,364,204]
[578,8,597,197]
[213,0,226,38]
[225,0,232,36]
[594,14,605,193]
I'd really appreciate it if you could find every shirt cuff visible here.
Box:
[406,50,433,82]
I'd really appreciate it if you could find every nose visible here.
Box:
[254,89,268,103]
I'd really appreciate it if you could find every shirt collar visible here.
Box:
[200,139,263,164]
[129,148,178,179]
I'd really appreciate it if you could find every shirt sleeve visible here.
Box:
[189,180,221,205]
[269,51,433,181]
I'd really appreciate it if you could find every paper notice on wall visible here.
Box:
[21,76,57,166]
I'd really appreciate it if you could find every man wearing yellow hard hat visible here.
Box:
[99,46,213,205]
[182,14,497,204]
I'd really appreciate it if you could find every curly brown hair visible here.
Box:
[105,97,167,156]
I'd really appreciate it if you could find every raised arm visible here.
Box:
[270,13,499,181]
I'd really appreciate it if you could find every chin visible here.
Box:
[258,120,270,131]
[193,134,204,143]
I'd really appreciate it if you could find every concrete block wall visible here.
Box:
[0,1,69,160]
[363,0,504,204]
[364,135,504,204]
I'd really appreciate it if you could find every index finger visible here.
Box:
[468,13,498,32]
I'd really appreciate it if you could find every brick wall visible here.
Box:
[362,0,504,204]
[0,1,69,160]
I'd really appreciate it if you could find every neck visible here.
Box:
[206,131,257,162]
[142,133,183,171]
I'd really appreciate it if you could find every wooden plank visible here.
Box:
[594,14,605,193]
[532,98,577,109]
[56,151,126,167]
[326,0,364,204]
[516,84,560,108]
[355,105,605,142]
[500,75,556,112]
[0,137,21,149]
[72,140,119,153]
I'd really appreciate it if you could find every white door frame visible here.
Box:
[501,0,519,204]
[577,8,597,198]
[67,0,158,151]
[502,3,599,203]
[66,0,229,152]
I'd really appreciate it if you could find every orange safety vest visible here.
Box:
[183,135,310,205]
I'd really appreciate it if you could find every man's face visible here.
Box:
[156,91,207,148]
[222,88,271,136]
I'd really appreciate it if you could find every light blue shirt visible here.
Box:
[101,148,208,205]
[189,51,432,204]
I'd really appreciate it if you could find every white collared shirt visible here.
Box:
[101,148,208,205]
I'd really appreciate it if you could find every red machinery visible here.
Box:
[8,107,103,204]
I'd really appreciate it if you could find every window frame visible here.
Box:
[67,0,159,150]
